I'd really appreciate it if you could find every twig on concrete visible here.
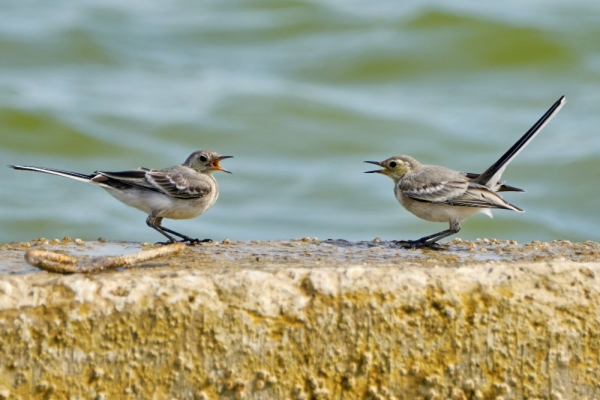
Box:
[25,243,186,274]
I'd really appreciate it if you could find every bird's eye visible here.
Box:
[199,155,208,162]
[389,161,397,168]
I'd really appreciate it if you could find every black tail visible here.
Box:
[475,95,566,187]
[9,165,93,183]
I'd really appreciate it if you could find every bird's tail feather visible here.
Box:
[475,95,566,187]
[8,165,93,183]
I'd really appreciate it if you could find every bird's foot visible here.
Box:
[155,240,177,246]
[181,238,214,246]
[393,240,444,250]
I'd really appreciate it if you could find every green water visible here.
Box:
[1,1,598,244]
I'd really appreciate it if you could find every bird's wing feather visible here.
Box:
[400,179,468,203]
[95,169,149,181]
[449,184,522,211]
[400,167,522,212]
[464,172,525,192]
[145,170,212,199]
[400,166,470,203]
[93,170,160,191]
[94,168,213,199]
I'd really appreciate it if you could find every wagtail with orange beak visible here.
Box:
[10,150,232,244]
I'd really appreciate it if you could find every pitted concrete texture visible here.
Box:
[1,238,600,399]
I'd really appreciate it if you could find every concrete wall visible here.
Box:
[1,239,600,399]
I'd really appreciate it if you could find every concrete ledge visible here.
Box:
[1,239,600,399]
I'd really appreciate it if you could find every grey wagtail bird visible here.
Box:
[365,95,565,248]
[9,150,232,244]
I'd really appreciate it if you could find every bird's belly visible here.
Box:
[399,195,481,223]
[102,187,218,220]
[162,198,215,220]
[162,190,219,219]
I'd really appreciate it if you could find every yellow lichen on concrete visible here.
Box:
[1,240,600,399]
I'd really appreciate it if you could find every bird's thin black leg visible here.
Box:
[158,225,212,244]
[146,214,210,245]
[396,221,461,249]
[146,215,177,244]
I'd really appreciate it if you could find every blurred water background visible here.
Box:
[1,0,599,244]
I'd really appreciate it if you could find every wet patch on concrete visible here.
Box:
[0,238,153,274]
[1,237,599,275]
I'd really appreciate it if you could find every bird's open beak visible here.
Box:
[364,160,384,174]
[212,156,233,174]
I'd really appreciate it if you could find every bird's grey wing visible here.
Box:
[464,172,524,192]
[94,167,154,181]
[399,166,470,203]
[448,183,522,211]
[400,168,522,211]
[145,170,212,199]
[92,169,161,192]
[400,179,469,204]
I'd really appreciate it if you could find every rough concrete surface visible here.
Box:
[1,237,600,400]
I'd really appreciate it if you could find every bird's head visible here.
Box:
[183,150,233,174]
[364,155,421,180]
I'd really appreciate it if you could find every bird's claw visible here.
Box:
[154,238,213,246]
[182,238,213,246]
[155,240,177,246]
[393,240,444,250]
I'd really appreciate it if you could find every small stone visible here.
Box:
[234,391,246,400]
[195,392,208,400]
[427,388,439,399]
[92,367,105,380]
[449,388,465,399]
[551,391,563,400]
[256,370,268,380]
[34,238,49,245]
[234,379,246,391]
[463,379,475,391]
[410,364,420,375]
